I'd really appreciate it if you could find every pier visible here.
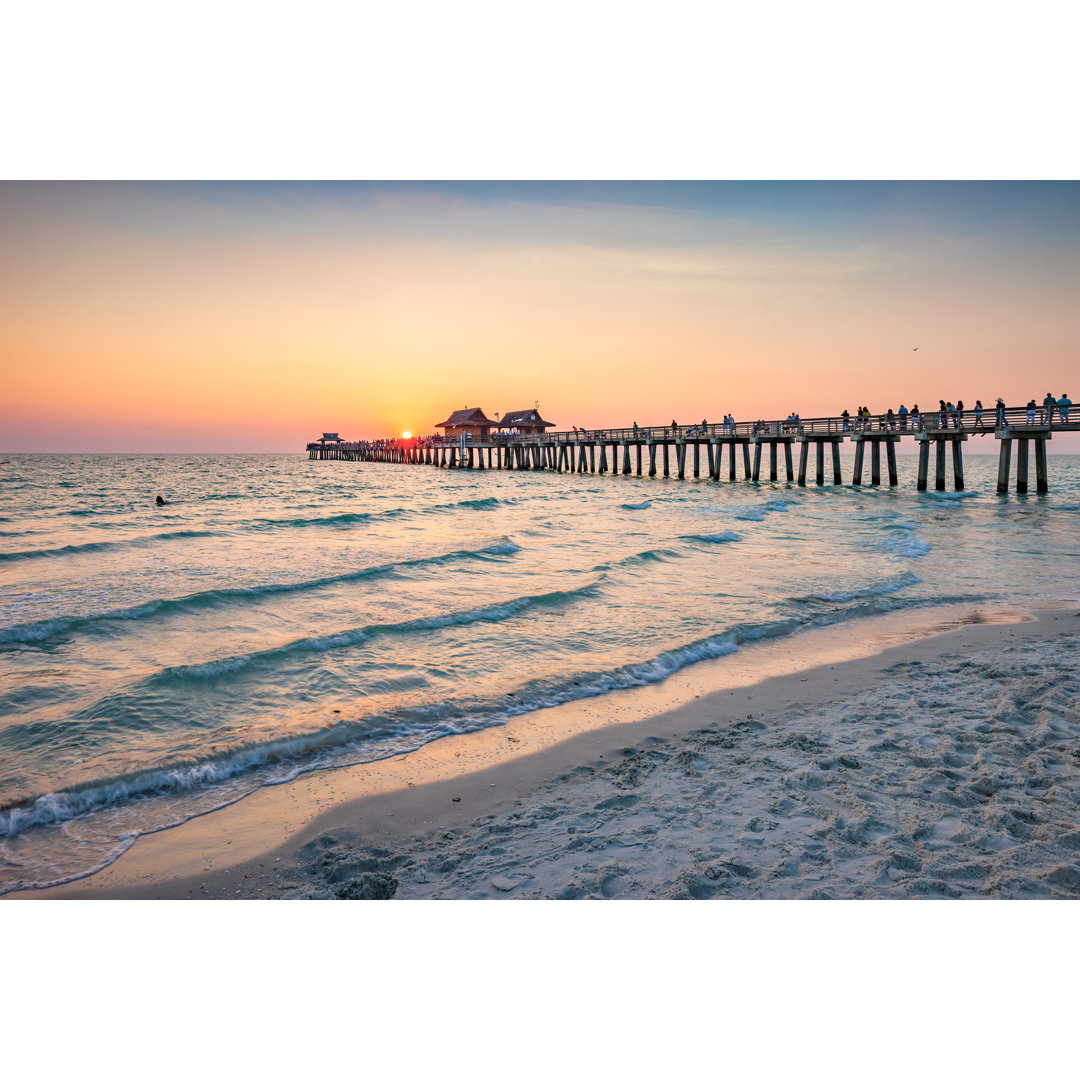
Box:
[307,406,1078,494]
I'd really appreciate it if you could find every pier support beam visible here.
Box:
[994,431,1052,494]
[797,436,844,486]
[1016,438,1029,493]
[916,431,966,492]
[749,437,795,482]
[648,441,657,477]
[996,437,1011,493]
[852,434,901,487]
[1035,438,1048,492]
[951,440,963,490]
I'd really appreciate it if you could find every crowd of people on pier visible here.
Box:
[313,392,1073,454]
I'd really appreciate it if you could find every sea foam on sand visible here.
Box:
[20,609,1080,900]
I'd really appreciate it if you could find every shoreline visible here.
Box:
[12,602,1078,899]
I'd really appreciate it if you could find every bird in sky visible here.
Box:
[913,347,918,351]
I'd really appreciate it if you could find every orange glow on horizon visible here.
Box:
[1,182,1078,452]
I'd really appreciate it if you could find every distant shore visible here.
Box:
[15,604,1080,900]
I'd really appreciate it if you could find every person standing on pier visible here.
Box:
[1043,391,1056,423]
[973,400,984,428]
[1057,393,1071,422]
[1026,399,1037,423]
[938,401,948,429]
[995,398,1006,426]
[911,404,921,430]
[898,404,908,430]
[956,399,965,428]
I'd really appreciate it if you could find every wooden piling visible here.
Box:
[798,441,808,486]
[693,442,700,479]
[951,439,963,490]
[886,439,898,486]
[622,441,631,476]
[832,441,842,485]
[871,440,881,486]
[752,441,762,482]
[996,438,1011,493]
[852,440,865,485]
[815,440,825,486]
[648,442,657,477]
[935,439,946,491]
[1016,438,1029,493]
[742,441,751,480]
[636,443,643,477]
[1035,437,1048,492]
[917,440,930,491]
[677,440,686,480]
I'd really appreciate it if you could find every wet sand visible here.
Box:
[13,604,1079,899]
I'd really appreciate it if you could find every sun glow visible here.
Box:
[402,431,412,439]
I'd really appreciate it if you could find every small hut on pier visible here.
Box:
[317,432,344,446]
[435,408,495,441]
[497,408,556,436]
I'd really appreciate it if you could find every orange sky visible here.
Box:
[2,181,1077,452]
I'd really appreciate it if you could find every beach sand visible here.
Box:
[14,605,1080,900]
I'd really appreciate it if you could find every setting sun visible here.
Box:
[402,431,411,439]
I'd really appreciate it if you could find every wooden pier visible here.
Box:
[307,406,1078,494]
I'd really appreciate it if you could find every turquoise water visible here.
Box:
[1,452,1078,893]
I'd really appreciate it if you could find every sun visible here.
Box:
[402,430,412,439]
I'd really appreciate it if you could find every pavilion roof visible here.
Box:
[435,408,495,428]
[498,409,555,429]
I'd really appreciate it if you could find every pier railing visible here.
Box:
[308,402,1075,494]
[383,404,1070,450]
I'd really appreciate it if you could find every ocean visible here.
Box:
[2,451,1079,894]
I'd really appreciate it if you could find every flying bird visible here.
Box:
[913,347,918,351]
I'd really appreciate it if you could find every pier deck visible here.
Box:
[308,406,1079,494]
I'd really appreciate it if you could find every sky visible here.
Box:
[2,180,1078,453]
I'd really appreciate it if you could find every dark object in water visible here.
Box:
[155,495,168,506]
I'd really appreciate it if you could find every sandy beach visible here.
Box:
[15,603,1078,901]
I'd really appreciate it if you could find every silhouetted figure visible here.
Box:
[156,495,168,506]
